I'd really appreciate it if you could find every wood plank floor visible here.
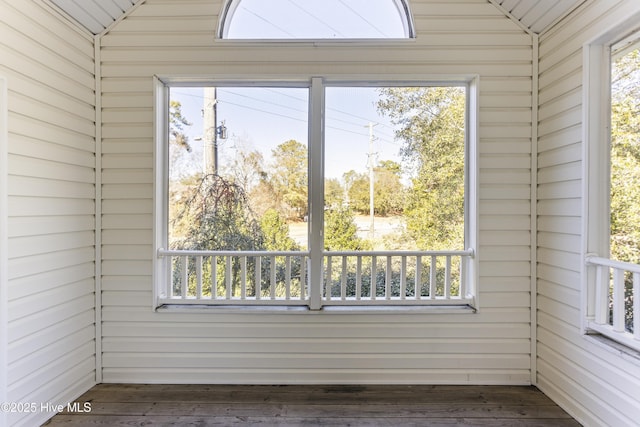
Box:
[42,384,581,426]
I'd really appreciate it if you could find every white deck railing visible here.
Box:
[322,250,474,305]
[586,256,640,351]
[157,249,310,305]
[157,249,475,308]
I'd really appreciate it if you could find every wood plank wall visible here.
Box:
[537,0,640,425]
[99,0,535,385]
[0,1,97,425]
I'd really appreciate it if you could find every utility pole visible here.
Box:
[367,122,378,240]
[203,87,218,175]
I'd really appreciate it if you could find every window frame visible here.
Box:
[582,13,640,350]
[153,75,479,311]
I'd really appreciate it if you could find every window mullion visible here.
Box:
[308,77,324,310]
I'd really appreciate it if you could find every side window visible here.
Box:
[610,36,640,267]
[584,26,640,350]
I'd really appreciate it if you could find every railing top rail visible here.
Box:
[159,248,475,258]
[324,249,475,257]
[586,255,640,274]
[158,249,310,257]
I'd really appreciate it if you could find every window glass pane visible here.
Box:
[224,0,410,39]
[324,86,466,252]
[610,37,640,264]
[168,87,309,251]
[610,36,640,333]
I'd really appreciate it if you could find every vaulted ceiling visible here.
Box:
[48,0,138,34]
[48,0,586,36]
[495,0,586,33]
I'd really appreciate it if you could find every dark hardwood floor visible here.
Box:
[43,384,581,426]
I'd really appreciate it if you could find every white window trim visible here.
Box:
[153,74,479,311]
[582,12,640,348]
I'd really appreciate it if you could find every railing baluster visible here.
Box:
[225,255,232,299]
[196,255,203,299]
[430,255,437,299]
[612,268,625,332]
[285,256,291,300]
[371,255,377,300]
[415,255,422,300]
[400,256,407,300]
[459,255,466,299]
[181,256,188,299]
[594,265,608,324]
[270,255,276,300]
[385,256,392,300]
[240,256,247,300]
[356,256,362,300]
[210,255,217,299]
[326,255,332,301]
[255,256,261,299]
[340,256,347,301]
[169,256,175,298]
[445,255,451,299]
[341,256,347,300]
[300,256,307,300]
[634,272,639,341]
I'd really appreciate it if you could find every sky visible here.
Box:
[170,86,404,182]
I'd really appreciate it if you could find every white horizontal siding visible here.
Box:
[0,1,96,426]
[537,0,640,425]
[99,0,534,385]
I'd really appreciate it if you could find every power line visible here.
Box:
[171,89,401,146]
[337,0,389,38]
[175,87,395,137]
[285,0,345,37]
[261,88,397,138]
[240,6,297,38]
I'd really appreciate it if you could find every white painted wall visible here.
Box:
[537,1,640,425]
[99,0,535,385]
[0,1,97,425]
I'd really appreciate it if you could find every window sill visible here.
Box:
[586,332,640,368]
[156,304,476,315]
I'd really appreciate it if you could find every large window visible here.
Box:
[154,78,477,310]
[584,22,640,350]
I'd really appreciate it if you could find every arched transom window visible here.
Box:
[219,0,415,39]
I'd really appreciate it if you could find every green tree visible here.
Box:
[344,170,369,214]
[270,139,308,220]
[261,208,299,251]
[171,174,264,251]
[227,148,266,195]
[170,174,266,297]
[343,161,404,216]
[168,100,194,180]
[169,100,192,152]
[373,160,404,216]
[324,178,344,209]
[324,206,369,250]
[377,87,466,250]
